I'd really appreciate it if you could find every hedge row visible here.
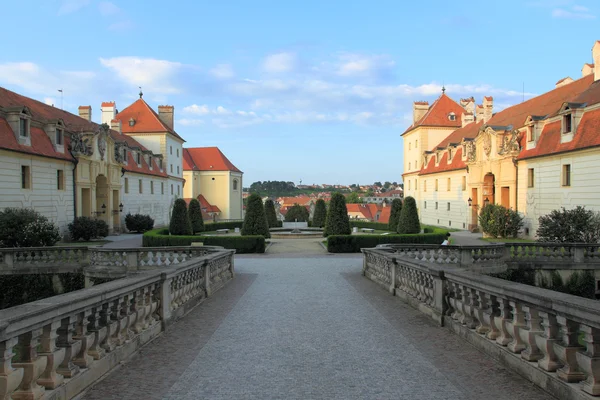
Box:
[349,221,389,231]
[327,233,447,253]
[142,229,265,253]
[204,221,283,231]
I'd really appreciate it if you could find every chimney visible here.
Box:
[582,63,595,77]
[413,101,429,123]
[483,96,493,123]
[111,119,122,134]
[555,77,574,88]
[158,105,174,130]
[460,97,475,114]
[101,102,116,125]
[461,112,474,128]
[593,40,600,81]
[476,105,484,122]
[78,105,92,122]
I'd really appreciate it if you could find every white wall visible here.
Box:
[418,170,470,229]
[121,173,170,228]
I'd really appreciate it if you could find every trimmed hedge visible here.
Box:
[349,221,390,230]
[142,228,265,253]
[203,221,282,231]
[327,232,447,253]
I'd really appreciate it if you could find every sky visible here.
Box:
[0,0,598,186]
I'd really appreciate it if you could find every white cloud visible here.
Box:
[177,119,205,126]
[44,97,57,106]
[573,5,589,11]
[58,0,90,15]
[336,54,395,77]
[552,7,596,18]
[263,52,297,73]
[183,104,211,115]
[98,1,120,16]
[99,57,182,94]
[210,64,235,79]
[0,62,96,95]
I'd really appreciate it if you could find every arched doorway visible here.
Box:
[483,173,495,205]
[95,175,109,225]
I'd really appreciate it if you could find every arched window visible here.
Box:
[233,179,238,190]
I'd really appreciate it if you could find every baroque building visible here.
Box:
[403,40,600,238]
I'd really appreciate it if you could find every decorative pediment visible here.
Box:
[525,115,546,125]
[559,102,586,114]
[498,130,521,155]
[3,106,32,117]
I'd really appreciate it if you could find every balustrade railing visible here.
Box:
[0,248,235,400]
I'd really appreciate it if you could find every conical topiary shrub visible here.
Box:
[312,199,327,228]
[188,198,205,234]
[324,192,350,237]
[388,198,402,232]
[284,204,309,222]
[397,196,420,234]
[264,199,278,228]
[242,193,270,238]
[170,198,192,235]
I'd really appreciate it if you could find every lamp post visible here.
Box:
[484,197,490,207]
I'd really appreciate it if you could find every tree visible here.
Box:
[397,196,420,234]
[374,181,382,187]
[242,193,270,238]
[188,198,205,234]
[264,199,278,228]
[312,199,327,228]
[346,192,362,204]
[0,208,60,247]
[365,188,374,197]
[479,204,523,239]
[388,198,403,232]
[324,192,351,237]
[537,206,599,243]
[383,181,392,189]
[170,199,192,235]
[284,204,310,222]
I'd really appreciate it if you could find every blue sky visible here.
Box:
[1,0,598,186]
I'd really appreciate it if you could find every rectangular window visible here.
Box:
[55,129,63,145]
[19,118,28,137]
[21,165,30,189]
[435,179,438,191]
[136,152,141,164]
[462,176,466,191]
[415,140,418,148]
[408,180,411,190]
[123,148,128,163]
[170,164,173,173]
[423,180,427,192]
[139,179,143,194]
[161,182,164,194]
[424,201,427,209]
[409,143,412,150]
[528,168,534,188]
[171,184,173,195]
[562,164,571,187]
[57,170,64,190]
[447,178,451,191]
[563,114,572,133]
[177,166,180,174]
[447,202,450,211]
[150,181,154,194]
[435,202,438,210]
[528,126,534,142]
[176,148,179,157]
[448,148,453,161]
[170,146,173,155]
[408,162,411,170]
[177,185,180,195]
[124,178,129,193]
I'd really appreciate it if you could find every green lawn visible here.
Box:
[481,238,536,243]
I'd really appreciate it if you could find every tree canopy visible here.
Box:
[324,192,351,237]
[242,193,270,238]
[346,192,362,204]
[312,199,327,228]
[264,199,279,228]
[397,196,420,234]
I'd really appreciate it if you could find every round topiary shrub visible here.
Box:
[125,213,155,233]
[284,204,309,222]
[312,199,327,228]
[242,193,270,238]
[324,192,351,237]
[68,217,109,241]
[264,199,278,228]
[188,199,205,234]
[0,208,60,247]
[170,198,192,235]
[388,198,402,232]
[397,196,420,234]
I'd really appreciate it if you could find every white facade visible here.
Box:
[121,172,170,227]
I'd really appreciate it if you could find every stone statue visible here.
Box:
[70,132,93,156]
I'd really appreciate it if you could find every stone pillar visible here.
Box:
[37,321,65,389]
[159,273,172,327]
[431,270,446,326]
[205,261,212,297]
[536,312,560,372]
[11,329,46,400]
[0,337,24,399]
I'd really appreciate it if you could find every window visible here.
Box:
[447,178,451,191]
[139,179,143,193]
[176,148,179,157]
[56,128,63,145]
[435,179,438,191]
[424,201,427,209]
[435,202,438,210]
[137,152,142,165]
[423,180,427,192]
[462,176,466,191]
[233,179,238,190]
[124,178,129,193]
[170,146,173,155]
[170,164,173,173]
[149,157,153,169]
[528,168,534,188]
[171,184,173,195]
[408,180,411,190]
[177,166,180,174]
[21,166,30,189]
[57,170,64,190]
[150,181,154,194]
[19,118,28,137]
[177,185,180,195]
[448,113,456,121]
[414,179,417,190]
[562,164,571,187]
[408,162,411,170]
[161,182,164,195]
[409,143,412,150]
[415,140,418,148]
[123,148,128,163]
[528,126,535,142]
[448,148,453,161]
[563,114,572,133]
[447,202,451,211]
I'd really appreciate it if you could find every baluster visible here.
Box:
[72,311,94,368]
[483,293,499,339]
[507,301,527,353]
[449,282,462,320]
[100,302,118,352]
[124,294,138,341]
[87,307,107,360]
[12,329,46,400]
[460,286,477,329]
[520,306,543,361]
[576,324,600,395]
[37,321,65,389]
[555,316,585,382]
[473,290,490,335]
[134,288,148,333]
[536,312,561,371]
[494,298,512,346]
[113,297,128,346]
[0,337,23,399]
[56,316,81,378]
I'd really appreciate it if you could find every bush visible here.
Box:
[284,204,309,222]
[479,204,523,238]
[142,228,265,253]
[327,232,447,253]
[397,196,420,234]
[188,199,205,234]
[0,208,60,247]
[264,199,279,228]
[242,193,270,238]
[312,199,327,228]
[125,213,155,233]
[349,221,389,230]
[170,198,192,236]
[388,198,402,232]
[68,217,109,241]
[537,206,599,243]
[324,192,351,237]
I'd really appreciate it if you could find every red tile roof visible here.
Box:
[347,203,382,221]
[278,196,312,206]
[0,120,73,161]
[379,206,391,224]
[115,98,184,141]
[402,93,464,135]
[183,147,242,173]
[420,147,467,176]
[197,194,221,213]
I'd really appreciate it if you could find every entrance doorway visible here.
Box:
[501,187,510,208]
[470,188,478,231]
[81,188,91,217]
[483,173,495,205]
[95,175,109,225]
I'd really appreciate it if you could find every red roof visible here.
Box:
[278,196,312,206]
[0,120,73,162]
[197,194,221,213]
[115,98,184,141]
[346,203,382,221]
[421,147,467,176]
[379,206,391,224]
[183,147,242,173]
[403,93,464,135]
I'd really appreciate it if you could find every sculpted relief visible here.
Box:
[70,132,93,156]
[482,131,492,157]
[498,130,521,155]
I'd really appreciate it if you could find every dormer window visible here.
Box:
[448,112,456,121]
[129,118,135,127]
[136,152,141,165]
[448,148,453,161]
[527,125,535,142]
[19,118,29,137]
[149,156,153,170]
[56,128,63,145]
[563,113,572,133]
[123,148,128,163]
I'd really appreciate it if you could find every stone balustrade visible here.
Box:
[0,248,235,400]
[363,246,600,399]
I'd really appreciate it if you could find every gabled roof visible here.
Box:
[183,147,242,173]
[346,203,382,221]
[116,98,184,141]
[278,196,312,206]
[378,206,391,224]
[402,93,464,135]
[420,147,467,176]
